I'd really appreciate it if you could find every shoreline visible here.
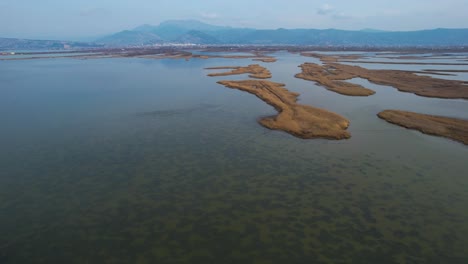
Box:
[217,80,351,140]
[295,63,376,96]
[2,48,466,143]
[298,53,468,99]
[378,110,468,145]
[206,64,272,79]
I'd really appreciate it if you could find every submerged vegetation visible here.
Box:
[1,48,467,264]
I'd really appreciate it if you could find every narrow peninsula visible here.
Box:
[378,110,468,145]
[296,63,376,96]
[206,64,272,79]
[253,57,277,63]
[217,80,351,139]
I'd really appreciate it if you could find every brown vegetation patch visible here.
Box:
[379,55,468,60]
[217,80,350,139]
[300,52,468,66]
[140,52,194,60]
[297,53,468,99]
[383,56,428,60]
[253,57,277,63]
[300,52,363,63]
[206,64,272,79]
[208,55,258,59]
[378,110,468,145]
[327,63,468,99]
[423,69,468,73]
[340,60,468,66]
[377,55,462,60]
[295,63,376,96]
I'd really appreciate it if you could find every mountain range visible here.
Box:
[97,20,468,47]
[2,20,468,50]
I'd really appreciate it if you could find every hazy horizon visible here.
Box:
[1,0,468,41]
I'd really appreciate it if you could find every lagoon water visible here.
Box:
[1,53,467,263]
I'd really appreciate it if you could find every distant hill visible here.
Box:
[2,20,468,50]
[96,21,468,47]
[0,37,101,51]
[360,28,388,33]
[97,30,163,46]
[132,20,229,41]
[175,30,221,44]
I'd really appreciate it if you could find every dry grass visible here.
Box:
[217,80,350,139]
[340,60,468,66]
[253,57,277,63]
[300,52,363,62]
[328,63,468,99]
[378,110,468,145]
[297,52,468,99]
[206,64,272,79]
[296,63,376,96]
[423,69,468,73]
[300,52,468,66]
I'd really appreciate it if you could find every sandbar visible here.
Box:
[297,53,468,99]
[340,60,468,66]
[206,64,272,79]
[300,52,468,66]
[378,110,468,145]
[253,57,277,63]
[216,80,350,139]
[295,63,376,96]
[300,52,364,63]
[423,69,468,73]
[326,63,468,99]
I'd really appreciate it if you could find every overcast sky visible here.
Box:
[1,0,467,40]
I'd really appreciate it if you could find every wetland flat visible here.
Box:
[0,49,467,263]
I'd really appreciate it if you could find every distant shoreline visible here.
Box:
[2,46,468,62]
[1,45,468,55]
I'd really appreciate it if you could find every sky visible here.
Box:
[1,0,467,40]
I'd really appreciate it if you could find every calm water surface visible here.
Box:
[0,53,467,263]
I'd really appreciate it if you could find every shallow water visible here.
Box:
[0,52,101,60]
[0,53,467,263]
[336,60,468,82]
